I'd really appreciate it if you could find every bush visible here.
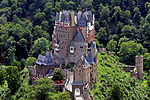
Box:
[52,68,63,81]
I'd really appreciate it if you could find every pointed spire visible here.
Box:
[82,56,86,66]
[81,56,90,68]
[91,42,95,49]
[87,47,95,64]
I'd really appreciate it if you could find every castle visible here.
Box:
[34,11,98,100]
[29,10,144,100]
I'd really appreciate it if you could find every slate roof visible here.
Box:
[55,12,59,21]
[77,12,82,21]
[87,47,95,64]
[72,81,84,85]
[91,42,95,49]
[59,11,71,23]
[84,11,93,22]
[64,11,70,23]
[46,68,53,77]
[70,31,86,46]
[77,12,86,27]
[81,56,91,68]
[36,51,55,66]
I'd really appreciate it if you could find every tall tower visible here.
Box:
[77,11,95,43]
[52,11,96,66]
[136,56,143,80]
[53,11,77,64]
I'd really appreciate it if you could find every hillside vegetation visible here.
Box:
[91,52,150,100]
[0,0,150,99]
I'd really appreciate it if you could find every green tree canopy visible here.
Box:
[29,77,55,100]
[25,57,36,67]
[11,59,21,70]
[109,82,124,100]
[143,53,150,69]
[106,39,117,52]
[52,68,63,81]
[118,41,147,65]
[53,91,71,100]
[6,66,20,92]
[0,67,6,85]
[32,37,49,57]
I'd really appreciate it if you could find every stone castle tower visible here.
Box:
[52,11,98,100]
[136,56,143,80]
[52,11,96,66]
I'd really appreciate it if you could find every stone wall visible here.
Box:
[77,27,95,43]
[136,56,143,79]
[36,64,54,78]
[121,55,143,80]
[54,26,77,61]
[74,60,91,84]
[121,65,135,72]
[68,45,88,64]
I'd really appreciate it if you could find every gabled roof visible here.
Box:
[36,51,55,66]
[36,55,45,65]
[70,31,86,46]
[74,31,85,42]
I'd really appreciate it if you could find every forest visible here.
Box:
[0,0,150,99]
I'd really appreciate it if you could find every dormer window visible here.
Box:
[70,46,74,54]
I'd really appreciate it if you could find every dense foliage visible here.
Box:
[52,68,64,81]
[0,67,70,100]
[0,0,150,66]
[0,0,150,99]
[91,52,150,99]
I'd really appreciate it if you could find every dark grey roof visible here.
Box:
[36,55,45,65]
[77,12,82,21]
[77,12,86,27]
[82,57,86,66]
[87,47,95,64]
[74,31,85,42]
[36,51,55,66]
[81,56,91,68]
[70,31,86,46]
[72,81,84,85]
[84,11,93,22]
[91,42,95,49]
[55,12,59,21]
[63,11,70,23]
[46,68,53,77]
